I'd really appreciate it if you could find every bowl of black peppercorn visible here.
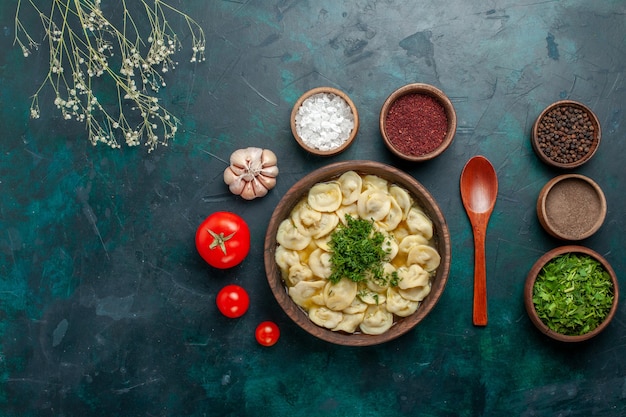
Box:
[531,100,601,169]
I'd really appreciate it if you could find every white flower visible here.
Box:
[16,0,205,151]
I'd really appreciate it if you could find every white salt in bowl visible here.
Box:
[290,87,359,156]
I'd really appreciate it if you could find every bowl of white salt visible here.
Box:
[290,87,359,156]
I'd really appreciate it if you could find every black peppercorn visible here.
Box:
[536,105,597,165]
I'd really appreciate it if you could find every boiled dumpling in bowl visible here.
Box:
[360,305,394,335]
[273,170,443,337]
[323,279,357,311]
[308,182,343,212]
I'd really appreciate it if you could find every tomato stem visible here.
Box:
[207,229,236,254]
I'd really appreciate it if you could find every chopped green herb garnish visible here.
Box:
[532,253,614,336]
[328,214,395,285]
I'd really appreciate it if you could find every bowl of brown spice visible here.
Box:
[379,83,457,162]
[531,100,601,169]
[536,174,607,241]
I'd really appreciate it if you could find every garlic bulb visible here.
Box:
[223,147,279,200]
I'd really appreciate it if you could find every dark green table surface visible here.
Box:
[1,1,625,416]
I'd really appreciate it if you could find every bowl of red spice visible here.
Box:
[531,100,601,169]
[379,83,457,162]
[524,245,618,343]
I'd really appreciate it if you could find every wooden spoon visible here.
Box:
[460,156,498,326]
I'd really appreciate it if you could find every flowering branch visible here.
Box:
[14,0,206,152]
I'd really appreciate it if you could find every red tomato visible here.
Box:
[196,212,250,269]
[216,285,250,318]
[255,321,280,346]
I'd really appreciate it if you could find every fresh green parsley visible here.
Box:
[532,253,614,336]
[328,214,398,286]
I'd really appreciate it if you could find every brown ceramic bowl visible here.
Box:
[290,87,359,156]
[524,245,619,342]
[531,100,601,169]
[264,161,451,346]
[536,174,607,241]
[379,83,457,162]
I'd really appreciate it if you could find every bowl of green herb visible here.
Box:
[264,161,451,346]
[524,245,619,342]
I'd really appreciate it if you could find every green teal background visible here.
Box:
[1,1,625,416]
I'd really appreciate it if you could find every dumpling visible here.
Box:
[314,234,332,251]
[276,219,311,251]
[360,305,394,335]
[398,234,429,258]
[391,225,410,242]
[332,313,365,333]
[292,201,339,239]
[399,282,431,302]
[376,196,403,231]
[311,213,339,239]
[287,263,314,286]
[362,174,389,190]
[385,287,419,317]
[364,263,395,293]
[288,280,325,308]
[366,274,389,293]
[407,244,441,272]
[342,297,368,314]
[308,306,343,329]
[337,171,362,205]
[308,248,333,279]
[323,279,357,311]
[291,201,321,235]
[389,185,413,220]
[308,182,342,212]
[406,207,433,240]
[357,188,391,221]
[358,289,386,305]
[396,264,430,290]
[275,245,300,273]
[382,234,399,261]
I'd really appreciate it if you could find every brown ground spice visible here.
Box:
[545,178,602,237]
[385,93,448,156]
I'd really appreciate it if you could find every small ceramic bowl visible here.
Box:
[536,174,607,241]
[290,87,359,156]
[379,83,457,162]
[524,245,619,342]
[531,100,601,169]
[264,160,451,346]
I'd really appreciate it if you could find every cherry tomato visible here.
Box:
[255,321,280,346]
[216,285,250,318]
[196,212,250,269]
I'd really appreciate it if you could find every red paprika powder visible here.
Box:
[385,93,448,156]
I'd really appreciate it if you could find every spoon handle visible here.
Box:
[472,224,488,326]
